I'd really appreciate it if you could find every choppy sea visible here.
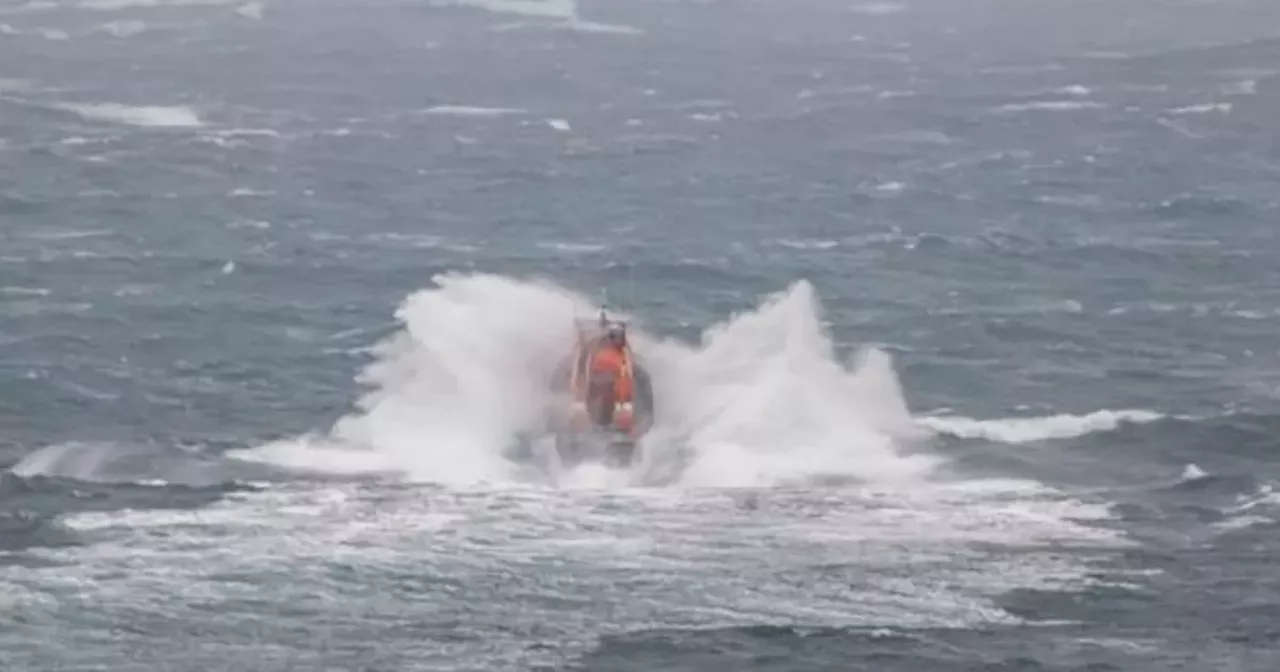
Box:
[4,0,1280,670]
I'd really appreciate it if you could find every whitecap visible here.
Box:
[58,102,203,128]
[919,409,1163,444]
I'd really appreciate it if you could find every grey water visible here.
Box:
[4,0,1280,670]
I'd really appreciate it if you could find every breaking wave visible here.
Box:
[57,102,203,127]
[919,409,1164,444]
[227,273,940,488]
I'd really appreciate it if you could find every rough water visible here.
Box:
[3,0,1280,669]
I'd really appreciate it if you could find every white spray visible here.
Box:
[229,273,940,488]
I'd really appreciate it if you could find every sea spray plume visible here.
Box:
[330,273,592,479]
[231,275,939,488]
[641,280,940,488]
[230,273,599,484]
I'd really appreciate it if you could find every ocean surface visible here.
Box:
[3,0,1280,669]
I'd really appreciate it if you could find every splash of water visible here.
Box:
[228,273,939,488]
[641,281,937,487]
[231,273,590,485]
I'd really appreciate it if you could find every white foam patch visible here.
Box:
[228,274,939,488]
[227,187,275,197]
[776,239,839,250]
[23,479,1130,652]
[234,1,262,19]
[1212,484,1280,533]
[25,228,113,240]
[80,0,240,9]
[1211,514,1272,532]
[918,409,1163,444]
[997,101,1106,113]
[418,105,527,117]
[559,18,641,35]
[1180,463,1208,482]
[0,23,67,39]
[60,135,104,145]
[851,2,905,15]
[1,286,51,296]
[428,0,640,35]
[1227,484,1280,515]
[95,19,147,36]
[58,102,203,128]
[535,241,606,253]
[432,0,570,19]
[226,217,270,229]
[211,127,279,138]
[1223,80,1257,96]
[1167,102,1232,115]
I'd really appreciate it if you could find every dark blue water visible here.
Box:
[4,0,1280,669]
